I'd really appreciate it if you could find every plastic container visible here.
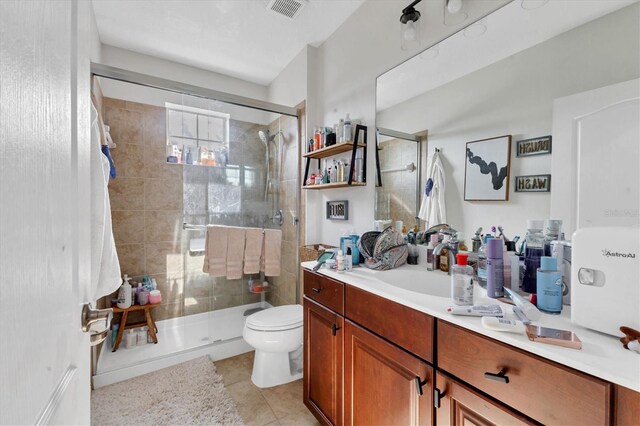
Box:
[336,250,345,273]
[124,330,137,349]
[476,235,492,288]
[137,327,148,346]
[111,323,119,349]
[523,220,545,293]
[543,219,563,256]
[344,113,352,142]
[149,290,162,304]
[426,234,438,271]
[345,248,353,271]
[536,256,563,314]
[117,275,133,309]
[486,239,505,298]
[451,253,474,306]
[350,232,361,266]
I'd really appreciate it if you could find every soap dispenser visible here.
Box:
[117,275,132,309]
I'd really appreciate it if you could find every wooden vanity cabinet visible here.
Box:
[344,320,433,426]
[434,372,533,426]
[303,270,345,426]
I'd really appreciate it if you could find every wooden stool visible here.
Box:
[111,304,159,352]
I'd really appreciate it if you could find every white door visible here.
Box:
[550,78,640,237]
[1,1,94,424]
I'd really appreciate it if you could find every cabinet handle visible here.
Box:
[484,368,510,384]
[331,324,341,336]
[414,376,428,396]
[433,387,447,408]
[312,287,322,293]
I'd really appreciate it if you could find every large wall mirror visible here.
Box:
[375,0,639,241]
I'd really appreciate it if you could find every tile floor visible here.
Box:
[215,351,320,426]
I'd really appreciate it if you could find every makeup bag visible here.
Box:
[358,227,408,270]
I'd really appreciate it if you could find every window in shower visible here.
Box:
[165,102,230,167]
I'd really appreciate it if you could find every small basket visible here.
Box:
[300,244,337,262]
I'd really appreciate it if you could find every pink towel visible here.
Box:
[243,228,264,274]
[203,225,227,277]
[226,227,246,279]
[263,229,282,277]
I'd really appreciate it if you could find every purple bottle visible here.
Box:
[486,239,504,298]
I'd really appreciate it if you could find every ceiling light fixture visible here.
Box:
[463,17,487,38]
[521,0,550,10]
[400,0,422,51]
[446,0,463,14]
[443,0,468,26]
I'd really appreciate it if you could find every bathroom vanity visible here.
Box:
[301,263,640,426]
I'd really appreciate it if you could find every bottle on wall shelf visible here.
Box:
[343,114,352,142]
[355,150,364,182]
[523,220,545,293]
[486,239,505,298]
[338,118,344,143]
[451,253,474,306]
[537,256,563,314]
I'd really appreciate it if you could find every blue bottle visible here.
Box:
[536,256,562,314]
[350,233,360,266]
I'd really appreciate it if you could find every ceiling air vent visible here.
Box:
[267,0,308,19]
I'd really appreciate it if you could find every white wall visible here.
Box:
[88,1,102,62]
[305,0,508,245]
[268,46,308,107]
[377,4,639,240]
[100,45,269,101]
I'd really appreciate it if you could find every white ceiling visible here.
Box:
[377,0,637,111]
[92,0,365,86]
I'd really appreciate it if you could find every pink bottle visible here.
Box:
[149,290,162,304]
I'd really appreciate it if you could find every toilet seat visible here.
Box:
[245,305,303,332]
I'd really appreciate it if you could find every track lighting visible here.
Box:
[400,0,422,50]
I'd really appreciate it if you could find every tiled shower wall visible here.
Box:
[104,96,302,321]
[266,114,300,307]
[104,97,185,321]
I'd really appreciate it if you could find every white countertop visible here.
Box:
[301,260,640,392]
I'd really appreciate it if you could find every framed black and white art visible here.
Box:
[464,135,512,201]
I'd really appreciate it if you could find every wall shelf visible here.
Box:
[303,141,366,159]
[302,182,367,190]
[303,124,368,190]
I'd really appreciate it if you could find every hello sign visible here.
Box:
[516,135,552,157]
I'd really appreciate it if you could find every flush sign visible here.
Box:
[326,200,349,220]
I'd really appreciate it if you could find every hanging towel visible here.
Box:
[243,228,264,274]
[226,227,246,279]
[263,229,282,277]
[90,102,122,300]
[203,225,228,276]
[418,151,447,227]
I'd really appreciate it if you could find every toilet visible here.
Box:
[242,304,304,388]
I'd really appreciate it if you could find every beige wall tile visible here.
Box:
[109,177,145,211]
[144,241,183,275]
[143,109,167,146]
[154,302,183,321]
[103,97,125,109]
[212,294,243,310]
[111,144,145,178]
[149,273,184,303]
[143,145,183,179]
[144,210,182,243]
[104,107,143,144]
[145,178,182,211]
[111,211,145,245]
[116,243,145,277]
[184,296,210,316]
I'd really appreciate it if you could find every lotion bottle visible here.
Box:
[536,256,562,314]
[486,239,505,298]
[336,250,345,273]
[426,234,438,271]
[117,275,132,309]
[451,253,474,306]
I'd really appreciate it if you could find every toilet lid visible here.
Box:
[246,305,303,331]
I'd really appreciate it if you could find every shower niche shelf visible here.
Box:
[303,124,368,190]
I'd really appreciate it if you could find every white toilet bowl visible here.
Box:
[243,305,303,388]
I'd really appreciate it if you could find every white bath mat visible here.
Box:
[91,356,244,425]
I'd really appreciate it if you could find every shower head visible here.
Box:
[258,130,283,144]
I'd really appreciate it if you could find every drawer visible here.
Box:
[345,285,433,363]
[303,270,344,315]
[437,321,612,425]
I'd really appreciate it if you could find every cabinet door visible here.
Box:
[435,372,534,426]
[304,298,343,426]
[344,320,432,426]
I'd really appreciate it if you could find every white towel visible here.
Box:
[90,102,121,300]
[226,227,246,279]
[263,229,282,277]
[203,225,228,276]
[418,151,447,227]
[243,228,263,274]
